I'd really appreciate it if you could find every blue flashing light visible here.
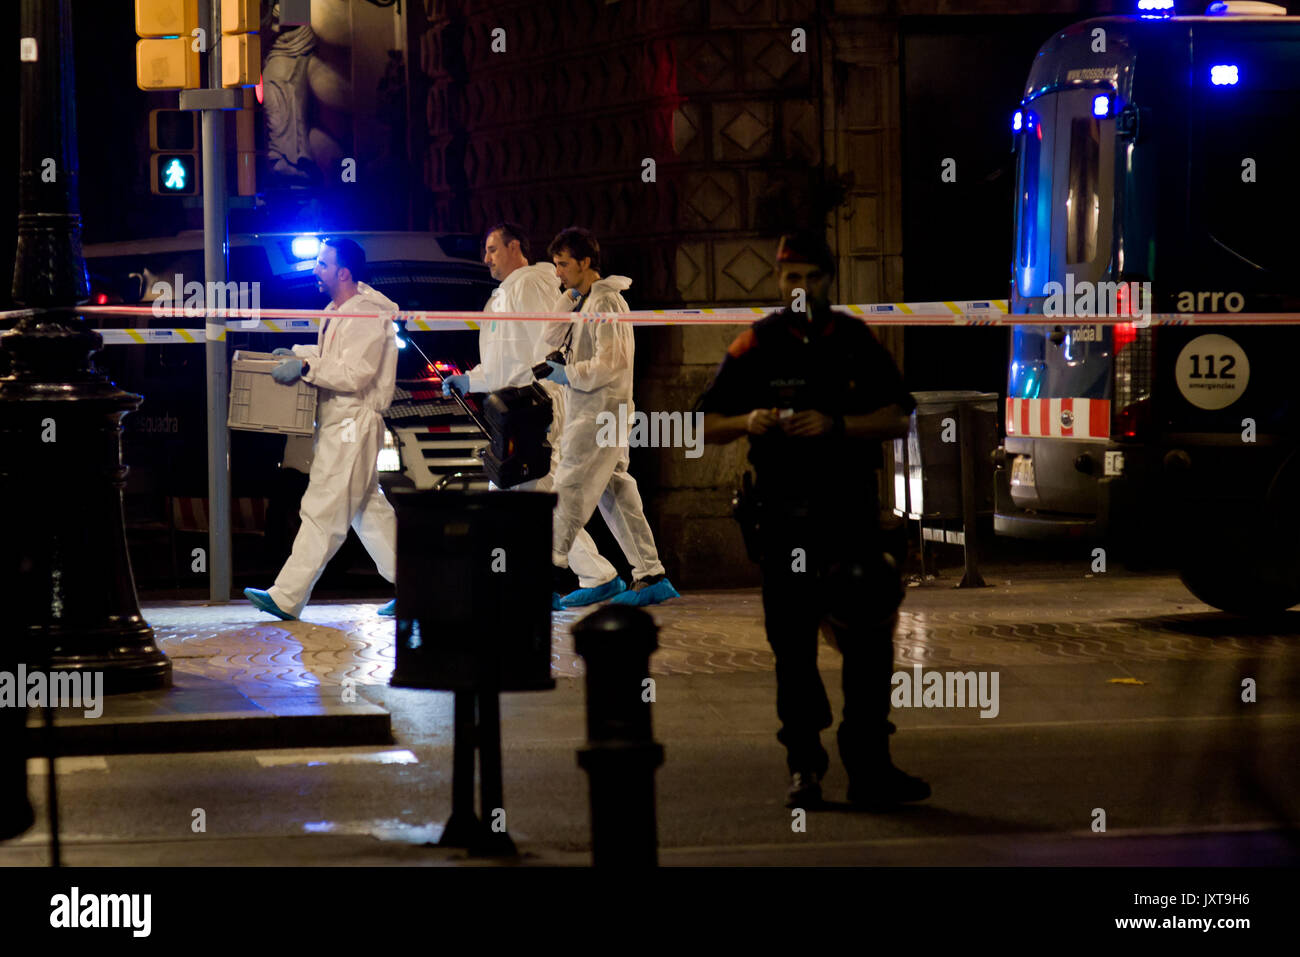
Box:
[1210,64,1239,86]
[1136,0,1174,9]
[291,236,321,260]
[1012,110,1023,132]
[1092,95,1110,117]
[1206,1,1228,12]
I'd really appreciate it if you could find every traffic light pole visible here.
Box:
[200,0,231,603]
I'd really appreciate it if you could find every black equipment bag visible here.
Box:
[481,383,554,489]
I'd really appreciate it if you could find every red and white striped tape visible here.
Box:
[5,300,1300,347]
[1005,397,1110,439]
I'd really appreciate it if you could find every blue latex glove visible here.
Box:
[272,358,305,384]
[442,374,469,397]
[545,360,569,386]
[271,347,294,356]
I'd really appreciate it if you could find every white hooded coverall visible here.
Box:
[547,276,666,580]
[268,282,400,618]
[472,263,619,589]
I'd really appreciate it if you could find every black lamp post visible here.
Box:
[0,0,170,694]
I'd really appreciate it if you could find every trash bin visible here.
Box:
[389,488,556,692]
[894,391,999,520]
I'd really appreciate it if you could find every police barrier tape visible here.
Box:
[4,300,1300,344]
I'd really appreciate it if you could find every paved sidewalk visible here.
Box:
[144,568,1300,688]
[33,566,1298,754]
[10,564,1297,866]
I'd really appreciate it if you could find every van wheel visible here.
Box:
[1179,568,1300,617]
[1178,525,1300,617]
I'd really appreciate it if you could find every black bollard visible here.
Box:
[574,605,665,867]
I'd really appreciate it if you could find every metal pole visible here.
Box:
[475,690,517,856]
[438,690,483,848]
[202,0,232,602]
[957,400,988,589]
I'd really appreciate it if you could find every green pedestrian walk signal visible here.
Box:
[151,153,199,195]
[149,109,199,196]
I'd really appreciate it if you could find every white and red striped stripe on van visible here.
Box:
[1005,398,1110,439]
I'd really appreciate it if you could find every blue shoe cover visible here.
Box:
[244,587,297,621]
[559,577,629,609]
[608,578,680,607]
[377,599,396,617]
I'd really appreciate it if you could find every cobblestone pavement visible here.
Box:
[147,570,1300,694]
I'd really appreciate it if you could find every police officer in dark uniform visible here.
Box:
[697,232,931,810]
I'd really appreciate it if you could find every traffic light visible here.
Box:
[150,109,200,196]
[222,0,261,89]
[152,154,199,196]
[150,108,197,151]
[135,0,200,91]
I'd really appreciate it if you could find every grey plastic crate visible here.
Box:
[228,350,316,436]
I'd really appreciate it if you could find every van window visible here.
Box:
[1066,116,1101,265]
[1015,108,1054,298]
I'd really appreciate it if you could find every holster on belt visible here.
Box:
[731,473,819,564]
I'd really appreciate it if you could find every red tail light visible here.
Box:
[1112,321,1137,352]
[1116,396,1151,439]
[1112,324,1153,439]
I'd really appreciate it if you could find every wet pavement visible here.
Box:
[137,569,1300,688]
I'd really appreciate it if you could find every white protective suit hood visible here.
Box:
[347,281,401,313]
[585,275,633,302]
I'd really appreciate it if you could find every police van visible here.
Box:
[994,2,1300,613]
[81,230,495,586]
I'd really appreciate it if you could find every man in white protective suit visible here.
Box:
[440,222,627,609]
[540,227,679,607]
[245,237,401,620]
